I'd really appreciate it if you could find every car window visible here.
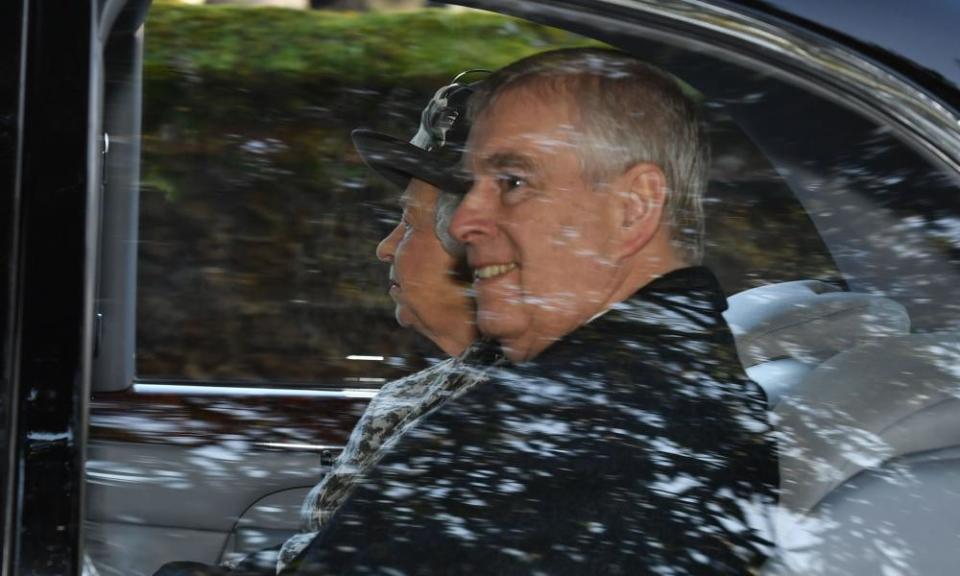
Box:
[133,3,603,386]
[86,1,960,575]
[131,5,845,387]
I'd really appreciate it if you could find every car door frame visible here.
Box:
[3,0,960,574]
[1,0,98,573]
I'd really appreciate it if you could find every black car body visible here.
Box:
[1,0,959,574]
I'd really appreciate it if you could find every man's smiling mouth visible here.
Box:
[473,262,518,280]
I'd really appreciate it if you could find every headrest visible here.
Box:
[724,280,910,368]
[744,358,810,407]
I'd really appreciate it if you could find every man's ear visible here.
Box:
[613,162,668,259]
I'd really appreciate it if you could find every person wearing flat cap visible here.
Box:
[270,70,501,572]
[152,72,499,576]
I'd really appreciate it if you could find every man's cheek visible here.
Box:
[528,290,585,315]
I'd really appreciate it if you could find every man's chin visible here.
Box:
[476,309,528,343]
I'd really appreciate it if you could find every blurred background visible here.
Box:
[136,1,601,384]
[135,0,836,385]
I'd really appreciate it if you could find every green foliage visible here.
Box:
[139,5,609,380]
[145,5,599,85]
[136,5,837,382]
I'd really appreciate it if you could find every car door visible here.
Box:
[0,0,24,570]
[82,2,607,574]
[6,0,960,574]
[85,2,402,573]
[1,0,97,573]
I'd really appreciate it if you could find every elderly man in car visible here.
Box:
[285,47,779,575]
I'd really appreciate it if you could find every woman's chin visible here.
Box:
[395,305,417,330]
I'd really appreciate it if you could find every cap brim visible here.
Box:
[351,129,470,195]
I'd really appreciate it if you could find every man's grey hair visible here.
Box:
[467,48,709,264]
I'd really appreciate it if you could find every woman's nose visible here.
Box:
[376,223,402,263]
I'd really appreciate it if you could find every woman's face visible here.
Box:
[377,179,476,356]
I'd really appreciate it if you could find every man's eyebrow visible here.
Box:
[477,151,539,174]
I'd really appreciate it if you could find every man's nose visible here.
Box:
[376,222,402,263]
[449,184,497,244]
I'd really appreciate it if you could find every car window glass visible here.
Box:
[86,2,960,576]
[135,4,601,386]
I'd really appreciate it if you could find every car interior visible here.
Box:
[84,1,960,575]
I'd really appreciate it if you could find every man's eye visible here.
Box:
[497,174,527,192]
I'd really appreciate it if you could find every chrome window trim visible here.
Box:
[132,382,379,399]
[611,0,960,171]
[462,0,960,174]
[253,442,345,452]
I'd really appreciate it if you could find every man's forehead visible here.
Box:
[467,92,579,167]
[478,87,576,133]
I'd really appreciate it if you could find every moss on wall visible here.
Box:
[145,5,598,85]
[135,5,838,382]
[137,5,604,381]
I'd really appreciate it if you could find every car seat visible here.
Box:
[766,332,960,575]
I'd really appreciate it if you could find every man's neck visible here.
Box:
[605,257,687,314]
[500,258,689,363]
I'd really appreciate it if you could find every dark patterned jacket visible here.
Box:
[283,266,779,575]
